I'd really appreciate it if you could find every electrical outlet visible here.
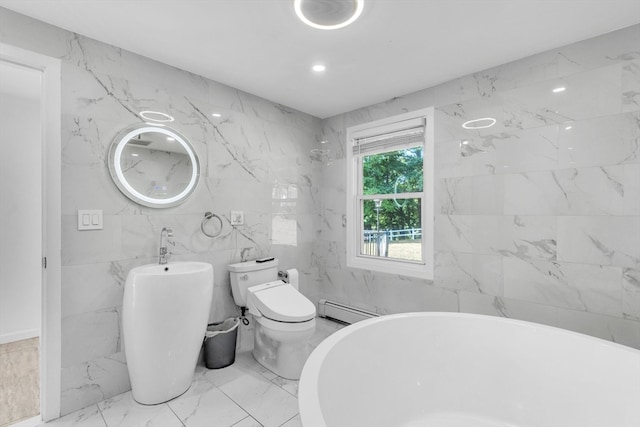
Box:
[230,211,244,226]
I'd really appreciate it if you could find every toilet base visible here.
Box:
[252,319,315,380]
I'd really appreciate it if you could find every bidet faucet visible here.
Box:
[159,227,174,265]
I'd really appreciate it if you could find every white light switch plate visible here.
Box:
[78,209,103,230]
[230,211,244,225]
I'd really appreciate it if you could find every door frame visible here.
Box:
[0,42,61,422]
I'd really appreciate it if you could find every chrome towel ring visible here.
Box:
[201,212,223,238]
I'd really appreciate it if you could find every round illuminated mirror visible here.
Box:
[108,124,200,208]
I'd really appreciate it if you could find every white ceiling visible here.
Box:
[1,0,638,118]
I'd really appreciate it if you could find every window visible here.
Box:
[346,108,434,279]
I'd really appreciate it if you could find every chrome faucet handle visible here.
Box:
[159,227,175,265]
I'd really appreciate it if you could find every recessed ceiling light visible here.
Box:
[211,113,222,118]
[462,118,496,130]
[139,110,174,123]
[166,137,175,141]
[312,64,326,72]
[294,0,364,30]
[552,87,566,93]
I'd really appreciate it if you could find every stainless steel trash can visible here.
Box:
[204,318,240,369]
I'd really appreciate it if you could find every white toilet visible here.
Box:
[228,259,316,380]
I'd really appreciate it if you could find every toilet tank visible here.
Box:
[228,259,278,306]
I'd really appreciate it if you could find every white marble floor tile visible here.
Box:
[40,405,106,427]
[97,392,183,427]
[42,317,345,427]
[310,318,345,346]
[204,360,257,389]
[230,416,263,427]
[217,371,299,427]
[280,414,302,427]
[234,352,278,381]
[167,379,248,427]
[270,376,299,397]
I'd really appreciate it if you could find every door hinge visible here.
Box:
[43,257,47,269]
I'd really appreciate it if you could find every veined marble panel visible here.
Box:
[319,207,346,244]
[318,115,346,160]
[435,215,556,261]
[319,239,345,272]
[557,216,640,268]
[321,267,458,315]
[553,25,640,76]
[61,263,124,318]
[120,214,221,260]
[61,308,120,368]
[503,257,622,316]
[624,164,640,215]
[437,174,504,214]
[434,252,503,296]
[234,90,319,131]
[622,59,640,113]
[319,159,346,205]
[557,111,639,168]
[436,124,561,179]
[61,214,122,266]
[622,269,640,321]
[556,308,640,349]
[61,352,130,416]
[500,64,623,130]
[437,96,506,142]
[504,166,627,215]
[458,292,557,327]
[493,125,560,174]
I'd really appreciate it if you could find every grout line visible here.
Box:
[278,413,299,427]
[96,404,108,427]
[230,415,263,427]
[165,404,186,427]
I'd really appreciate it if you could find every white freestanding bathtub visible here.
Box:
[299,312,640,427]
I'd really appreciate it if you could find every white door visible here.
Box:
[0,43,62,423]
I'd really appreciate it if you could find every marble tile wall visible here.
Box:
[1,8,323,416]
[315,25,640,348]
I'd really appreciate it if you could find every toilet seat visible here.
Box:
[247,281,316,323]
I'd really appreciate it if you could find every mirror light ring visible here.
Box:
[109,124,200,208]
[462,117,497,130]
[139,110,175,123]
[294,0,364,30]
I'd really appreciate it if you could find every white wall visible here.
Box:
[0,76,42,343]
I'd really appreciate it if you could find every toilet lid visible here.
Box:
[249,282,316,322]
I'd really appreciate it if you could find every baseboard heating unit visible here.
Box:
[317,299,379,325]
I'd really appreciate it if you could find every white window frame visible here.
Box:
[346,107,434,279]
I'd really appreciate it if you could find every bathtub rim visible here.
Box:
[299,311,640,427]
